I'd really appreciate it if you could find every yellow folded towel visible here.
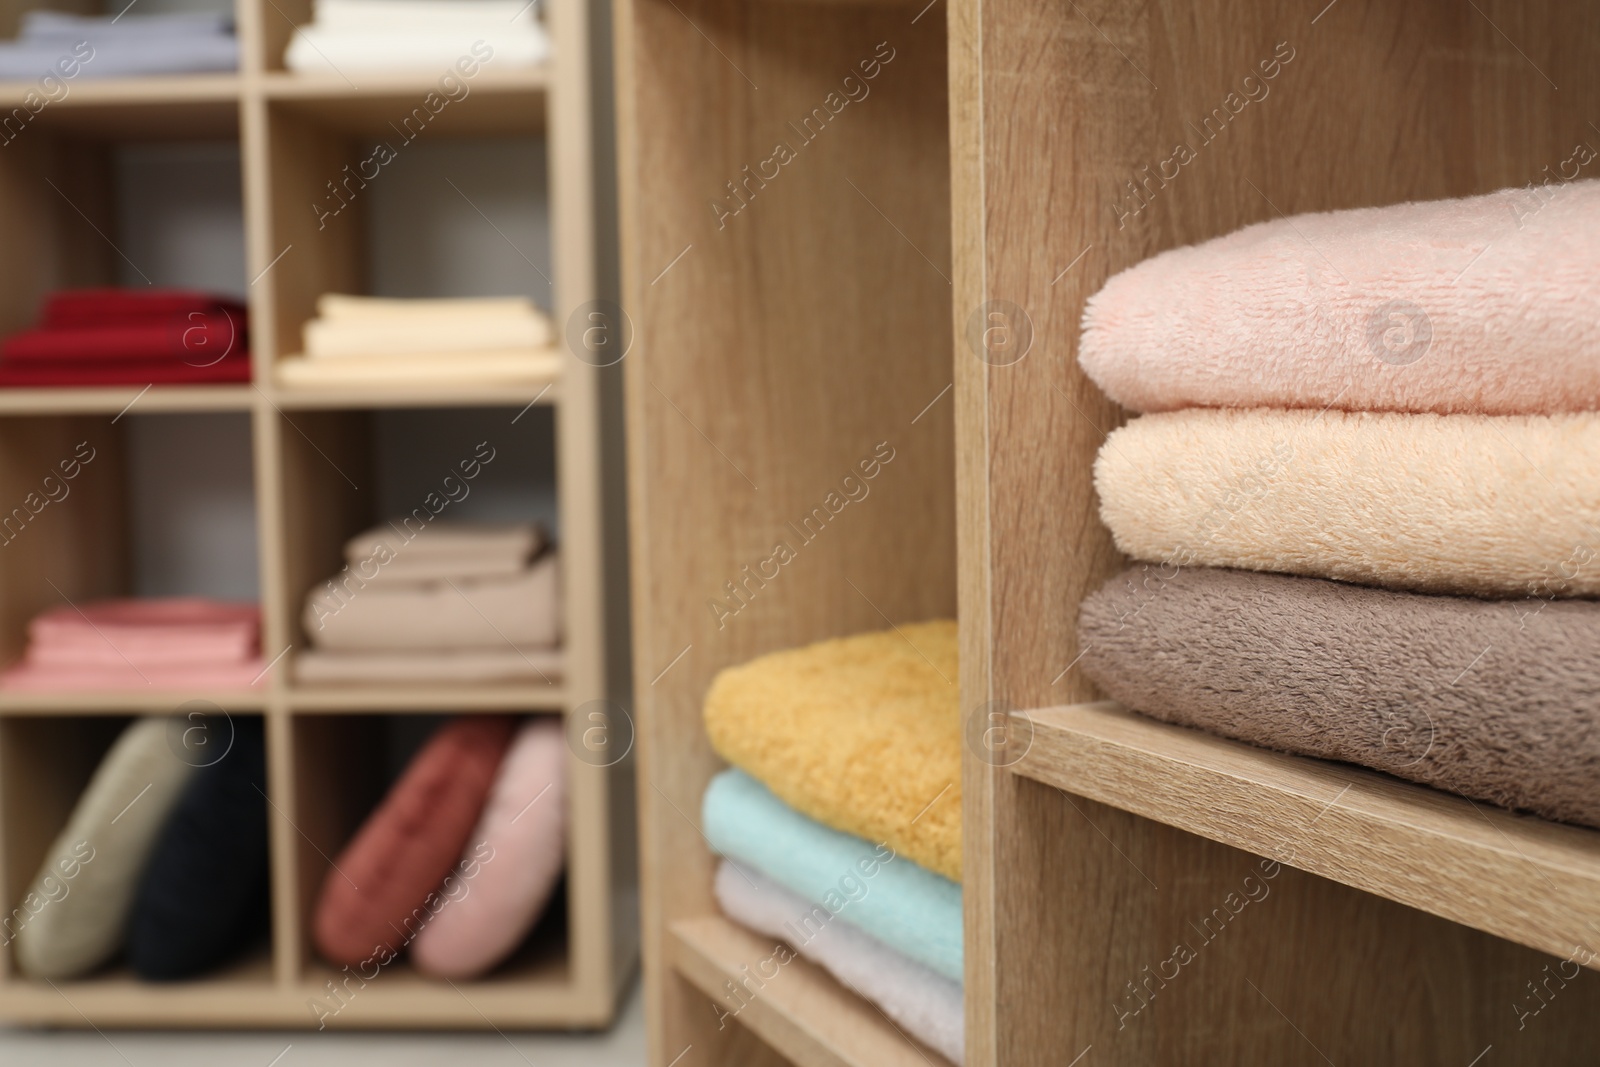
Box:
[703,620,961,881]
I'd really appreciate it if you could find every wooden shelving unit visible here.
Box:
[956,0,1600,1064]
[0,0,636,1031]
[622,0,1600,1063]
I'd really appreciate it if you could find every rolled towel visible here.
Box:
[704,621,961,882]
[1078,566,1600,828]
[304,553,562,651]
[1095,408,1600,599]
[312,716,515,967]
[1080,180,1600,416]
[126,718,270,980]
[714,860,964,1065]
[12,718,195,979]
[703,769,962,984]
[411,718,566,978]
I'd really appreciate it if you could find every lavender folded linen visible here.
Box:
[1080,181,1600,416]
[1077,566,1600,829]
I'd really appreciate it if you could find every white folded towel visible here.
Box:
[316,294,545,322]
[284,25,548,73]
[714,860,964,1065]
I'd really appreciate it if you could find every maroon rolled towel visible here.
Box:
[1077,566,1600,828]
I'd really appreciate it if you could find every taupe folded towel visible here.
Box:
[305,554,561,651]
[1078,566,1600,829]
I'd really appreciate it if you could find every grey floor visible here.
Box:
[0,979,647,1067]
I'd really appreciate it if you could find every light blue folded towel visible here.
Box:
[702,768,963,984]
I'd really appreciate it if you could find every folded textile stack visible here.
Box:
[0,289,249,388]
[12,716,270,981]
[0,11,237,80]
[283,0,550,74]
[274,294,559,390]
[701,621,964,1064]
[295,521,564,685]
[1,599,266,691]
[1076,180,1600,828]
[313,715,567,980]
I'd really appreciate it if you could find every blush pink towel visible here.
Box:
[0,662,267,691]
[24,599,259,667]
[1080,180,1600,416]
[410,718,566,978]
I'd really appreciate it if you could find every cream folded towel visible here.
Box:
[1095,408,1600,598]
[344,521,544,583]
[274,350,561,388]
[316,294,545,323]
[305,319,550,358]
[1080,181,1600,416]
[294,647,563,685]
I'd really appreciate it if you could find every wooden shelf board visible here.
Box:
[1012,701,1600,963]
[0,964,599,1029]
[669,916,952,1067]
[0,385,254,417]
[265,379,561,411]
[0,76,241,138]
[287,683,567,712]
[261,70,549,137]
[0,689,269,714]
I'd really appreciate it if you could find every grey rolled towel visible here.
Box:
[1077,566,1600,829]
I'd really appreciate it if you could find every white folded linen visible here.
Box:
[714,860,964,1065]
[284,26,548,73]
[344,521,544,582]
[311,0,539,32]
[305,553,561,651]
[293,647,563,685]
[274,350,561,388]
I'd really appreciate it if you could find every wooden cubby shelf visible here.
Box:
[1011,702,1600,965]
[0,0,634,1032]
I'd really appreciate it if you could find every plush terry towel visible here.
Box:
[274,350,561,389]
[1079,566,1600,827]
[1080,181,1600,416]
[13,718,195,979]
[1095,408,1600,598]
[714,860,964,1064]
[702,769,962,984]
[313,716,514,967]
[305,317,550,359]
[704,621,961,881]
[294,647,564,686]
[411,718,566,978]
[304,554,561,650]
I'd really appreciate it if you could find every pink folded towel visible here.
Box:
[1080,180,1600,416]
[24,599,259,668]
[0,661,267,691]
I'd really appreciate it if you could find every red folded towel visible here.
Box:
[40,289,245,329]
[0,354,250,386]
[0,289,251,388]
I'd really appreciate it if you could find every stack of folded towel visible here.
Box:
[283,0,549,74]
[0,11,238,79]
[12,716,270,982]
[1,599,265,691]
[0,289,250,388]
[273,295,559,390]
[1075,180,1600,829]
[295,521,563,685]
[701,621,964,1064]
[313,715,567,980]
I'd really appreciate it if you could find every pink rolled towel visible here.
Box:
[410,717,567,978]
[1080,180,1600,416]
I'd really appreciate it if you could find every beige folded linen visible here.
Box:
[274,350,561,388]
[304,554,561,650]
[305,318,551,358]
[293,647,564,685]
[316,294,544,321]
[343,522,544,583]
